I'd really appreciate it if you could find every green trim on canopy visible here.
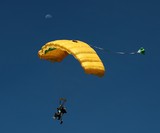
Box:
[45,47,56,54]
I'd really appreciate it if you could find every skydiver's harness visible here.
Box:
[58,98,67,114]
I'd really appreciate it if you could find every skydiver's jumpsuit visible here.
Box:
[54,106,67,124]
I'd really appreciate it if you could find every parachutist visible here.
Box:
[53,98,67,124]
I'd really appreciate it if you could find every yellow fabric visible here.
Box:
[38,40,105,77]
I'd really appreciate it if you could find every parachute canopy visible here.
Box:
[38,40,105,77]
[137,47,145,55]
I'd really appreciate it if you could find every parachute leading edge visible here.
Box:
[38,40,105,77]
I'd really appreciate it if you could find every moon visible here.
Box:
[45,14,52,19]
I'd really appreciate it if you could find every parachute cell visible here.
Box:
[38,40,105,77]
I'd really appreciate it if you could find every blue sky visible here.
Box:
[0,0,160,133]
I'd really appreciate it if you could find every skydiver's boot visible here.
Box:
[60,120,63,124]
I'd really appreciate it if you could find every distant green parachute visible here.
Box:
[137,47,145,55]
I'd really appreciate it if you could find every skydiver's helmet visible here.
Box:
[58,109,61,113]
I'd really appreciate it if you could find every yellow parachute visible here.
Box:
[38,40,105,77]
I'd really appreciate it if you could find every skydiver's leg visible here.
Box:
[60,117,63,124]
[57,114,61,120]
[53,113,58,119]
